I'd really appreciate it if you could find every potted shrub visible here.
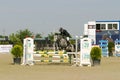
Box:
[11,45,23,64]
[108,42,115,56]
[90,46,102,66]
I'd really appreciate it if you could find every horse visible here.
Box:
[54,34,67,50]
[54,34,75,52]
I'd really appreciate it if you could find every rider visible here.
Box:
[59,27,71,38]
[59,27,71,49]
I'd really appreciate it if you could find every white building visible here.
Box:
[83,20,120,44]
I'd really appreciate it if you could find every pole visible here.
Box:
[75,36,78,66]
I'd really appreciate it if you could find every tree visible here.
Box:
[9,29,33,45]
[48,32,54,43]
[0,35,4,38]
[16,29,33,42]
[9,33,22,45]
[0,35,9,44]
[35,33,42,38]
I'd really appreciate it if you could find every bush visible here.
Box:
[108,42,114,56]
[90,46,102,60]
[11,45,23,58]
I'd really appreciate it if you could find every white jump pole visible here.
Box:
[75,36,78,66]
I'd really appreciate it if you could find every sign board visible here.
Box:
[0,45,13,53]
[80,38,92,66]
[22,38,34,65]
[99,40,108,57]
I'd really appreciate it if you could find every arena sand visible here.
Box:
[0,53,120,80]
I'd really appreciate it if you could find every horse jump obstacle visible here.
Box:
[99,40,108,57]
[99,39,120,57]
[22,37,91,66]
[22,37,75,65]
[115,39,120,56]
[33,51,69,63]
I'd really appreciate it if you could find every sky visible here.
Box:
[0,0,120,37]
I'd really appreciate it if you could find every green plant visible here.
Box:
[90,46,102,60]
[108,41,114,54]
[11,45,23,58]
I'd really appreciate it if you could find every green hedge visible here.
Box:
[90,46,102,60]
[11,45,23,58]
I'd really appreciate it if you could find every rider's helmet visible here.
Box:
[59,27,63,32]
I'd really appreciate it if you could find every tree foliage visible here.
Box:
[9,29,33,45]
[16,29,33,42]
[108,41,115,53]
[48,32,54,42]
[9,33,22,45]
[0,35,4,38]
[35,33,42,38]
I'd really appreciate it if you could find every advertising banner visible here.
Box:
[0,45,13,53]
